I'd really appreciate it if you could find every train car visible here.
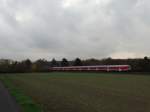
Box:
[50,65,131,72]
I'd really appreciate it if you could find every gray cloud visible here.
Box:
[0,0,150,60]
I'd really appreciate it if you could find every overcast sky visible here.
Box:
[0,0,150,61]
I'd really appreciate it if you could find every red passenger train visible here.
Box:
[50,65,131,72]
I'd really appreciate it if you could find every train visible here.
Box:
[50,65,131,72]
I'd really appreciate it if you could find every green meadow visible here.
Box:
[1,72,150,112]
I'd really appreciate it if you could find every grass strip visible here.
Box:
[0,76,42,112]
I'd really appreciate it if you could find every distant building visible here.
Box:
[0,59,13,65]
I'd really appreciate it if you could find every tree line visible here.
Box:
[0,57,150,73]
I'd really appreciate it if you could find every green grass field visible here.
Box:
[1,72,150,112]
